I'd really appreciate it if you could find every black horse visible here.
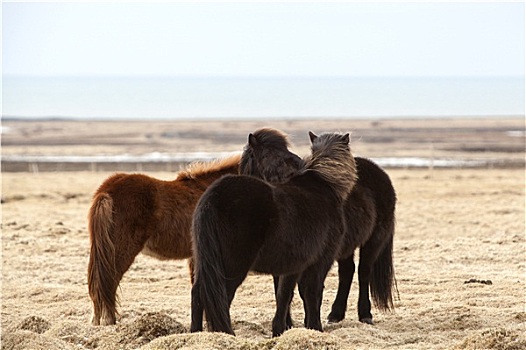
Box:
[328,155,397,324]
[240,129,398,327]
[190,129,357,337]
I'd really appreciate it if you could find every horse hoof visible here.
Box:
[360,317,374,325]
[327,313,344,324]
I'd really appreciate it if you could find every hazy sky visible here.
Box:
[3,2,525,77]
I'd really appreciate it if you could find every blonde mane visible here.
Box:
[176,153,241,180]
[304,133,357,203]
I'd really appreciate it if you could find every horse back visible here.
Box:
[195,174,277,229]
[99,174,157,220]
[193,174,277,276]
[354,157,396,217]
[253,172,346,274]
[277,171,344,221]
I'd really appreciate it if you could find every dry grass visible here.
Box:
[1,166,524,349]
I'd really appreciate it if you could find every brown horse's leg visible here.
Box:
[95,230,147,326]
[90,300,103,326]
[104,234,148,325]
[328,254,356,323]
[188,258,195,284]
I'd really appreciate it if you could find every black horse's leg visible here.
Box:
[272,274,299,337]
[273,275,293,329]
[298,278,322,331]
[357,242,379,324]
[227,275,246,306]
[328,255,356,323]
[190,280,203,332]
[298,260,333,332]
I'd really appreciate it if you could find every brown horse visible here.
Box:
[87,154,240,326]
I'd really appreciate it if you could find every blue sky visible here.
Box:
[3,2,525,77]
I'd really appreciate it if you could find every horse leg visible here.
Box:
[101,232,147,326]
[188,257,195,284]
[272,274,299,337]
[190,279,204,332]
[357,240,382,325]
[273,275,293,329]
[327,255,356,323]
[298,280,322,331]
[298,260,333,332]
[226,274,247,307]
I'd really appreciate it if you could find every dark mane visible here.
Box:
[249,128,292,149]
[240,128,304,184]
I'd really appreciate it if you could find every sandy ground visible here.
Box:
[1,118,525,349]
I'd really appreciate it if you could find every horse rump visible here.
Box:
[191,191,233,334]
[191,175,276,335]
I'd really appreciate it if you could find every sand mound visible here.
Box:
[262,328,342,350]
[45,321,100,349]
[141,331,249,350]
[453,326,526,350]
[141,328,341,350]
[15,315,51,334]
[1,330,74,350]
[116,312,187,348]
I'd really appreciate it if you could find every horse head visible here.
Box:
[240,128,304,184]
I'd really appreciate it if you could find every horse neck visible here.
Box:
[306,153,357,203]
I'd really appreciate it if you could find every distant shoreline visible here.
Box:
[2,116,524,172]
[2,114,524,123]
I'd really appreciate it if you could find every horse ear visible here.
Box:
[308,131,318,143]
[342,133,350,145]
[248,133,258,147]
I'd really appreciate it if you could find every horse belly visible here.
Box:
[141,222,193,260]
[251,245,317,276]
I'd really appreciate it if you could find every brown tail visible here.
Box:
[87,192,117,325]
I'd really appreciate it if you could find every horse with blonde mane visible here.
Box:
[241,129,398,327]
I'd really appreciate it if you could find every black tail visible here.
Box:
[191,203,234,335]
[369,220,398,311]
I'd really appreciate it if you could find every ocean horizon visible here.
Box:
[2,76,524,120]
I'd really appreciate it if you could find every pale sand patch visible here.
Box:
[1,167,524,349]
